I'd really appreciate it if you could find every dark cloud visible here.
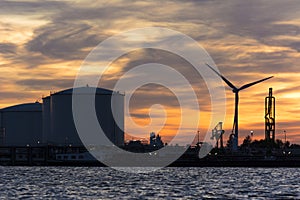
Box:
[273,86,300,95]
[100,48,207,87]
[249,80,300,99]
[16,78,74,90]
[249,121,300,131]
[0,0,66,15]
[52,4,135,22]
[130,113,150,119]
[20,0,300,75]
[0,91,33,99]
[97,49,213,112]
[26,23,101,60]
[289,42,300,52]
[129,84,180,110]
[0,43,17,54]
[209,0,300,41]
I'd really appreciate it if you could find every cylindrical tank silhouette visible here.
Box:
[44,87,124,146]
[0,102,42,146]
[42,96,50,144]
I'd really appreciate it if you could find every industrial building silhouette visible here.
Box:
[0,87,124,147]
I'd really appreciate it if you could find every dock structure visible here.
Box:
[0,146,88,166]
[0,145,300,167]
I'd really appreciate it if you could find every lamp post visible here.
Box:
[284,130,287,147]
[250,131,254,138]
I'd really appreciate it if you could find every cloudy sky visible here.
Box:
[1,0,300,145]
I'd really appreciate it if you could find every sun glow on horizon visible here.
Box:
[1,0,300,145]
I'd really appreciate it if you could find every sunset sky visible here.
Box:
[1,0,300,145]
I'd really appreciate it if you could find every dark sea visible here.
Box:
[0,167,299,199]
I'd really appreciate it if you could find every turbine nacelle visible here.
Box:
[232,89,239,93]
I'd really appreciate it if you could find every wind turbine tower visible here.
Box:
[206,64,273,151]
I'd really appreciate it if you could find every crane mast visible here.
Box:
[265,88,275,146]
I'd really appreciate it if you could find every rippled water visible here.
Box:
[0,167,299,199]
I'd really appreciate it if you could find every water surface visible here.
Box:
[0,167,299,199]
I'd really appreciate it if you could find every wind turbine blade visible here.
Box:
[239,76,273,90]
[206,63,237,90]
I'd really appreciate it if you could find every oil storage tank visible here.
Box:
[43,87,124,147]
[0,102,42,146]
[42,96,50,144]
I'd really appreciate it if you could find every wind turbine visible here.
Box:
[206,64,273,151]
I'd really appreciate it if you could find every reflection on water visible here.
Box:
[0,167,299,199]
